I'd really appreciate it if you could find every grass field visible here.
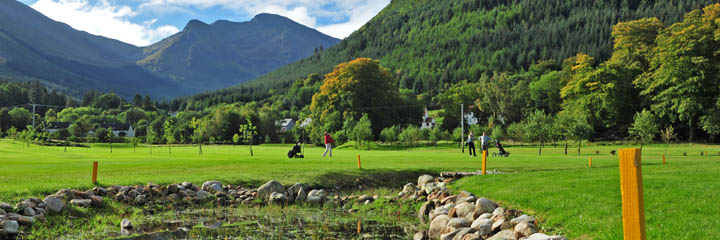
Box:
[1,138,718,239]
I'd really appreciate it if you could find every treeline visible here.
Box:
[437,4,720,143]
[173,0,717,110]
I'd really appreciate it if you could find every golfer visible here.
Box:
[480,132,491,152]
[322,132,335,157]
[467,131,476,157]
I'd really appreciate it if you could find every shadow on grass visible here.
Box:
[309,169,436,190]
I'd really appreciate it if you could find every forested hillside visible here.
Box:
[181,0,718,108]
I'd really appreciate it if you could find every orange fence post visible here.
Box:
[618,148,647,240]
[481,150,487,175]
[357,155,361,169]
[92,161,98,184]
[589,157,592,168]
[662,154,666,165]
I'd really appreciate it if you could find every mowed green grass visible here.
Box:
[0,139,484,201]
[453,143,720,240]
[1,139,718,239]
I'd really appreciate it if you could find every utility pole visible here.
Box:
[31,104,36,130]
[461,103,464,153]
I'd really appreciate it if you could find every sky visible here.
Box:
[17,0,390,47]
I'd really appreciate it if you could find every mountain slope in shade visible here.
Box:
[0,0,184,98]
[138,14,340,92]
[0,1,339,99]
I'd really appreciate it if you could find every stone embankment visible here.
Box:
[402,174,567,240]
[0,175,567,240]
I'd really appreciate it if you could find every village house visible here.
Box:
[276,118,295,133]
[44,122,71,133]
[421,108,435,129]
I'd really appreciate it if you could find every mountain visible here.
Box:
[0,1,339,99]
[138,14,339,92]
[182,0,719,107]
[0,0,179,98]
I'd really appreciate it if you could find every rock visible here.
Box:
[428,214,450,239]
[440,228,462,240]
[402,183,417,194]
[287,183,306,198]
[492,219,511,232]
[295,188,307,203]
[0,203,12,212]
[269,192,288,205]
[201,181,223,193]
[461,232,482,240]
[513,221,537,238]
[71,189,91,199]
[526,233,568,240]
[134,195,147,205]
[167,184,179,194]
[493,207,505,216]
[510,215,535,225]
[0,209,5,216]
[475,198,498,214]
[15,201,34,212]
[121,218,133,229]
[181,181,193,189]
[471,218,493,235]
[43,196,65,213]
[3,220,19,234]
[454,202,475,219]
[418,201,435,224]
[15,216,35,226]
[448,218,471,228]
[92,187,108,196]
[478,213,492,220]
[358,195,374,203]
[70,199,92,208]
[452,227,477,240]
[90,195,103,207]
[195,190,211,201]
[257,180,285,198]
[306,189,327,205]
[430,203,455,221]
[418,174,435,186]
[455,191,476,203]
[22,207,36,216]
[414,231,428,240]
[487,229,516,240]
[440,195,457,205]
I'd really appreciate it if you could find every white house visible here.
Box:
[421,108,435,129]
[276,118,295,132]
[88,124,135,137]
[464,112,479,126]
[44,122,71,133]
[298,118,312,128]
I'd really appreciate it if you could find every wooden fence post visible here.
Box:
[481,150,487,175]
[589,157,592,168]
[357,155,361,169]
[618,148,646,240]
[662,154,666,165]
[92,161,98,185]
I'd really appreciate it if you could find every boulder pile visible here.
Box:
[402,174,567,240]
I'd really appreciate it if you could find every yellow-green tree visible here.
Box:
[638,4,720,141]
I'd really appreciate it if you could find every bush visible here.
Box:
[380,125,400,143]
[399,125,422,147]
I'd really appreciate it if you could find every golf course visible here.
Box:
[1,139,718,239]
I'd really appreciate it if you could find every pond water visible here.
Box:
[110,206,418,240]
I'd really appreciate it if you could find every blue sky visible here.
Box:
[17,0,390,46]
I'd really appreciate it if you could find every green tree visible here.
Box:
[428,126,443,147]
[353,114,373,150]
[629,109,659,151]
[7,126,17,143]
[659,125,677,155]
[8,108,31,130]
[638,4,720,141]
[239,117,257,156]
[106,127,114,153]
[380,126,399,143]
[130,137,140,153]
[232,133,240,145]
[399,125,421,147]
[164,119,175,154]
[523,110,553,155]
[146,125,156,154]
[555,110,593,155]
[491,126,504,142]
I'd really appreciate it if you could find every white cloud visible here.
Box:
[30,0,180,46]
[139,0,390,39]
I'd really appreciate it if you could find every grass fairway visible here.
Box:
[453,144,720,240]
[1,138,718,239]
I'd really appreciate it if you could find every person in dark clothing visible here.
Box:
[467,131,476,157]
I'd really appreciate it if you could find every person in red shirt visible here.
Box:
[322,131,335,157]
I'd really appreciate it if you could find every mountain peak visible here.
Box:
[250,13,297,25]
[184,19,210,30]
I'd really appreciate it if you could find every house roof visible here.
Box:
[424,117,435,123]
[100,123,132,131]
[46,122,71,129]
[276,118,294,127]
